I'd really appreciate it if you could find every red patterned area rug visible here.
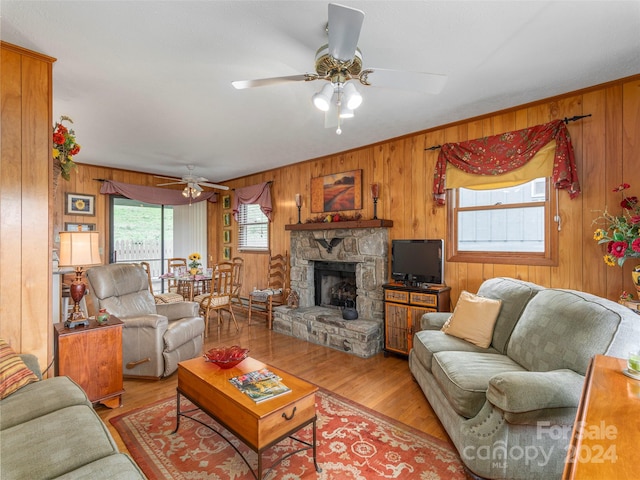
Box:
[111,389,465,479]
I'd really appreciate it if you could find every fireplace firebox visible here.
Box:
[314,261,356,309]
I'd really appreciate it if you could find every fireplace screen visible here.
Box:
[314,261,356,309]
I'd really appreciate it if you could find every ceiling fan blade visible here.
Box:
[200,182,230,191]
[328,3,365,63]
[154,174,181,181]
[157,181,186,187]
[190,183,203,192]
[361,68,447,94]
[232,74,316,90]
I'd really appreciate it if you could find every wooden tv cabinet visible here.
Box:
[382,283,451,356]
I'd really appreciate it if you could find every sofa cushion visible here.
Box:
[55,454,145,480]
[413,329,500,371]
[508,289,634,375]
[432,351,526,418]
[0,338,39,400]
[0,404,119,479]
[441,291,502,348]
[476,277,544,353]
[0,376,91,430]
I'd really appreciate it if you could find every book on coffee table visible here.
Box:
[229,368,291,403]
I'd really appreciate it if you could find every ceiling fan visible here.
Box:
[155,165,229,199]
[232,3,447,134]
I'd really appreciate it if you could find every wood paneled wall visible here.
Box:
[1,43,55,368]
[55,75,640,315]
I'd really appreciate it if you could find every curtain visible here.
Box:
[432,119,580,205]
[232,182,272,221]
[100,180,219,205]
[173,202,208,266]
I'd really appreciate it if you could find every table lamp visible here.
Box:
[58,231,102,328]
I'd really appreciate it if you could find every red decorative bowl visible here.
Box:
[203,345,249,369]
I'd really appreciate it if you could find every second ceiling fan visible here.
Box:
[232,3,447,134]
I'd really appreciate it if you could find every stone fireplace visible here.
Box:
[273,221,391,357]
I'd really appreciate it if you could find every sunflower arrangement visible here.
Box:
[52,116,81,180]
[593,183,640,267]
[188,253,202,270]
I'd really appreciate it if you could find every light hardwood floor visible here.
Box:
[95,310,452,453]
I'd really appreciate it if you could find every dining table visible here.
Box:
[158,273,214,301]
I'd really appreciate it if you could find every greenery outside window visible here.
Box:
[447,177,558,265]
[237,203,269,251]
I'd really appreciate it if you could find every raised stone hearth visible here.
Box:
[272,306,381,358]
[277,221,391,357]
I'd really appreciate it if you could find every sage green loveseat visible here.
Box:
[0,354,145,479]
[409,277,640,480]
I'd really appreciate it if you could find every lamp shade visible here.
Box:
[312,83,335,112]
[343,82,362,110]
[58,231,102,267]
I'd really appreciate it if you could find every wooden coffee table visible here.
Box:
[174,356,321,479]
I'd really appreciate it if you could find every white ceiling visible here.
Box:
[2,1,639,187]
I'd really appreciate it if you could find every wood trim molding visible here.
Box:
[285,219,393,231]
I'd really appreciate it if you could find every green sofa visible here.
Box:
[0,354,145,479]
[409,277,640,480]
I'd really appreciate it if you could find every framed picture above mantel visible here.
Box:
[311,169,362,213]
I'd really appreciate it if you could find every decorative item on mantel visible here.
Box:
[295,193,302,224]
[188,252,202,275]
[305,212,362,224]
[52,116,81,194]
[371,183,379,219]
[592,182,640,295]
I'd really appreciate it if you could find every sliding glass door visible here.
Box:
[109,197,208,293]
[110,197,173,292]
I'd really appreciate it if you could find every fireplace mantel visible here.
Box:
[285,219,393,231]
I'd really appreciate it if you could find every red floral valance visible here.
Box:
[432,119,580,205]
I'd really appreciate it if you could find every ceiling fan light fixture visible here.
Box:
[312,83,335,111]
[339,106,354,118]
[343,82,363,110]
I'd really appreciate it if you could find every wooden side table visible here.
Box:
[562,354,640,479]
[54,316,124,408]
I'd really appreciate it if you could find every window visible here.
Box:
[447,177,558,265]
[237,203,269,251]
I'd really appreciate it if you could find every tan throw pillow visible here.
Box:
[441,290,502,348]
[0,338,39,399]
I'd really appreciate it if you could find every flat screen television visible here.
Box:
[391,239,444,286]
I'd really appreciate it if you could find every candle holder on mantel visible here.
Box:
[370,183,379,220]
[295,194,302,224]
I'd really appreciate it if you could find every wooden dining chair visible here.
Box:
[248,252,288,329]
[193,262,238,335]
[167,257,188,298]
[140,262,184,304]
[231,257,244,308]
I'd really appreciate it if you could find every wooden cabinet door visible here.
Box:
[384,302,410,354]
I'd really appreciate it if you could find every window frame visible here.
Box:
[446,178,559,266]
[237,203,269,252]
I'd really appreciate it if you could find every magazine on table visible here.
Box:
[229,368,291,403]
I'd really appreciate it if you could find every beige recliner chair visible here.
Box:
[86,263,204,378]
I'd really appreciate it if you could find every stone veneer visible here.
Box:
[273,225,389,357]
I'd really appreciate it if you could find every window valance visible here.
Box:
[432,119,580,205]
[100,180,219,205]
[232,182,273,222]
